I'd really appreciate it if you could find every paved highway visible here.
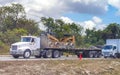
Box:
[0,55,104,61]
[0,55,79,61]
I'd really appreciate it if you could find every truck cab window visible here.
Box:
[22,37,31,42]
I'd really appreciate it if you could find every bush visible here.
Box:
[0,41,9,55]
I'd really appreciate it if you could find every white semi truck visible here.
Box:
[102,39,120,58]
[10,33,101,58]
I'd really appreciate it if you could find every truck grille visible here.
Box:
[103,52,110,56]
[12,46,17,50]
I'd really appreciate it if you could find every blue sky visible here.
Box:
[63,5,120,25]
[66,6,118,23]
[0,0,120,30]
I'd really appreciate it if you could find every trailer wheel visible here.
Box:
[117,54,120,58]
[12,55,19,58]
[89,52,94,58]
[52,50,60,58]
[23,50,31,59]
[44,50,52,58]
[114,53,120,58]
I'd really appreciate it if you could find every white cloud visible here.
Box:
[22,0,66,18]
[82,20,96,30]
[92,16,102,24]
[60,16,73,23]
[0,0,108,31]
[80,16,105,30]
[60,16,106,30]
[108,0,120,9]
[39,22,47,31]
[0,0,109,19]
[108,0,120,15]
[70,0,108,15]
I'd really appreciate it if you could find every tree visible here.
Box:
[103,23,120,39]
[17,18,40,35]
[41,17,83,46]
[0,28,27,45]
[84,28,104,46]
[0,3,41,45]
[0,3,25,32]
[41,17,55,33]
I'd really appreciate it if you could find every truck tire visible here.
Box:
[89,52,94,58]
[12,55,19,58]
[44,50,52,58]
[113,53,117,58]
[94,53,101,58]
[23,50,31,58]
[52,50,60,58]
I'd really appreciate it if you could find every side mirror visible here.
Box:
[113,46,116,50]
[31,38,35,43]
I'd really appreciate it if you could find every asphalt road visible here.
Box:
[0,55,104,61]
[0,56,78,61]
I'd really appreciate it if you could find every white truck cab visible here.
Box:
[10,36,40,58]
[102,44,117,58]
[102,39,120,58]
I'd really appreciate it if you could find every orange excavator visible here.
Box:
[47,34,75,48]
[60,35,75,48]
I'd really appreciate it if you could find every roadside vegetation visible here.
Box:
[0,3,120,54]
[0,59,120,75]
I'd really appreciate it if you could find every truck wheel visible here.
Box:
[89,52,94,58]
[113,53,117,58]
[94,53,101,58]
[23,50,31,58]
[118,54,120,58]
[44,50,52,58]
[52,50,60,58]
[12,55,19,58]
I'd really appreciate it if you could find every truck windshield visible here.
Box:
[103,45,112,50]
[21,37,31,42]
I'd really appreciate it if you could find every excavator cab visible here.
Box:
[60,34,75,48]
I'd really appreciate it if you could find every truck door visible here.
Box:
[113,46,117,56]
[30,38,36,50]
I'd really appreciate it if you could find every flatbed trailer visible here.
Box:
[39,47,102,58]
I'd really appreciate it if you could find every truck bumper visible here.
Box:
[102,52,113,57]
[10,50,23,55]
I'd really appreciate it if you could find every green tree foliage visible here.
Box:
[17,18,40,35]
[41,17,120,47]
[41,17,83,46]
[0,3,40,35]
[85,28,104,46]
[0,4,25,32]
[84,23,120,46]
[102,23,120,39]
[0,28,27,45]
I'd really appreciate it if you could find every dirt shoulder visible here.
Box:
[0,59,120,75]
